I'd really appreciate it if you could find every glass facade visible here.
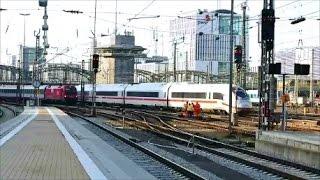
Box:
[169,9,244,76]
[219,16,241,35]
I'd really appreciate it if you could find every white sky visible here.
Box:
[0,0,319,67]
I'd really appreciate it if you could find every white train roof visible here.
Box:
[126,83,172,92]
[169,83,230,93]
[96,84,128,91]
[77,84,128,92]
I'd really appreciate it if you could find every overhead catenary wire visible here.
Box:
[118,0,157,35]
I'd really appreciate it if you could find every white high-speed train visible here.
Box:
[78,82,252,114]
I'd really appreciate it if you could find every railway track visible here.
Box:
[55,103,320,136]
[96,109,320,180]
[57,105,320,179]
[0,104,18,116]
[63,109,206,180]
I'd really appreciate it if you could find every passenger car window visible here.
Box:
[212,93,223,100]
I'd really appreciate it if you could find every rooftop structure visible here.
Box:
[96,33,146,84]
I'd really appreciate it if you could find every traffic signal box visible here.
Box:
[261,9,275,51]
[234,45,242,64]
[294,64,310,75]
[268,63,281,74]
[92,54,99,73]
[268,63,310,75]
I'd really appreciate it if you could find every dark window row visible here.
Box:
[127,91,159,97]
[0,89,43,94]
[96,91,118,96]
[171,92,206,99]
[212,93,224,100]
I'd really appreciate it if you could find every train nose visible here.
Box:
[237,100,252,108]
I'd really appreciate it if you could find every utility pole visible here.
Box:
[241,1,247,89]
[310,49,314,107]
[281,74,286,131]
[228,0,235,134]
[33,30,40,106]
[173,42,177,82]
[91,0,98,116]
[17,59,22,106]
[81,60,85,105]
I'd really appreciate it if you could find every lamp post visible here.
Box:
[20,13,30,48]
[19,13,30,106]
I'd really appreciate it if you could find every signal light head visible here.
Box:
[234,45,242,64]
[92,54,99,71]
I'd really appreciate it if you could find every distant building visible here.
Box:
[11,55,17,67]
[20,46,44,82]
[96,33,146,84]
[275,46,320,80]
[169,9,246,76]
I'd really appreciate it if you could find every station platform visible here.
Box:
[0,107,156,180]
[255,130,320,169]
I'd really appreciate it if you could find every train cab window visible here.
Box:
[127,91,159,97]
[236,90,249,99]
[212,93,223,100]
[233,87,249,99]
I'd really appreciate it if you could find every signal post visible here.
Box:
[91,54,99,116]
[259,0,275,130]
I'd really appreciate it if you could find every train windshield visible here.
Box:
[233,87,249,99]
[66,86,77,95]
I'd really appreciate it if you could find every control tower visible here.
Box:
[96,32,146,84]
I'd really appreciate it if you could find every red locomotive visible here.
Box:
[44,85,77,104]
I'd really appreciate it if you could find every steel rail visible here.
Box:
[66,110,206,180]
